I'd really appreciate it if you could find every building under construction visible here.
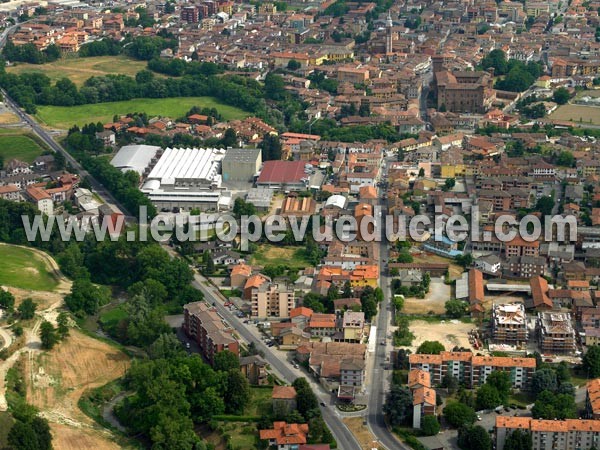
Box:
[537,312,576,354]
[492,303,528,346]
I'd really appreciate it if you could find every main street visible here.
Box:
[190,272,363,450]
[364,158,411,450]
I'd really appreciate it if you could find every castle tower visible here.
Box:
[385,12,393,55]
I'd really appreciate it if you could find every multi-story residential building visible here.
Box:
[537,312,576,354]
[408,369,436,429]
[341,311,365,343]
[340,359,365,387]
[240,355,269,385]
[586,378,600,420]
[496,416,600,450]
[505,256,546,279]
[251,283,295,318]
[471,356,536,389]
[505,237,540,258]
[492,303,529,345]
[183,302,239,365]
[308,313,337,338]
[409,352,536,388]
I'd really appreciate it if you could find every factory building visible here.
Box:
[140,147,229,211]
[221,148,262,182]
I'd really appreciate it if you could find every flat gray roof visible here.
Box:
[223,148,261,163]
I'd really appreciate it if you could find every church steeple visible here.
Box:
[385,12,393,55]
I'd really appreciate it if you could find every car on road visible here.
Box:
[185,342,191,349]
[381,340,386,345]
[477,415,482,421]
[320,402,326,407]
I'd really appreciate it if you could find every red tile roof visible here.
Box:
[257,160,307,184]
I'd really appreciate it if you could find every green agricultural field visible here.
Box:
[0,245,59,291]
[7,55,150,87]
[0,133,47,163]
[36,96,249,129]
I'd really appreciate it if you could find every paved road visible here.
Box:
[190,273,363,450]
[364,159,411,450]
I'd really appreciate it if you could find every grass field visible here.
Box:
[250,245,310,269]
[245,387,273,417]
[0,245,59,291]
[7,55,150,87]
[36,96,249,129]
[551,104,600,125]
[0,132,47,163]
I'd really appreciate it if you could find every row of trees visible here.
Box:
[2,42,60,64]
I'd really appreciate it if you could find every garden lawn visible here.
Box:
[0,245,59,291]
[244,387,273,417]
[250,244,310,269]
[35,97,249,129]
[0,133,46,163]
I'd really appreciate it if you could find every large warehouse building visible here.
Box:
[256,160,309,191]
[110,144,161,175]
[221,148,262,182]
[140,147,229,211]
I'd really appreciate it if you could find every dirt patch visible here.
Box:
[407,320,476,353]
[0,113,20,124]
[26,329,129,420]
[342,417,384,450]
[402,279,451,314]
[25,330,129,448]
[49,423,121,450]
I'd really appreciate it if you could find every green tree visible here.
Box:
[383,384,413,426]
[552,87,570,105]
[486,371,511,402]
[265,72,286,101]
[443,401,477,428]
[534,196,554,216]
[0,288,15,311]
[293,377,319,420]
[445,299,468,318]
[531,368,558,395]
[443,177,456,191]
[64,278,110,316]
[204,251,215,275]
[476,383,502,410]
[18,298,37,320]
[417,341,445,355]
[584,345,600,378]
[224,369,250,414]
[504,429,533,450]
[442,374,460,393]
[421,414,440,435]
[287,59,301,70]
[458,425,492,450]
[260,133,283,161]
[213,350,239,372]
[481,49,508,75]
[39,321,57,350]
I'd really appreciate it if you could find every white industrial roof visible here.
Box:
[325,194,347,209]
[146,147,225,185]
[110,145,160,175]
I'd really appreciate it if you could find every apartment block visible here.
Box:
[251,283,295,318]
[492,303,528,345]
[471,356,536,389]
[496,416,600,450]
[183,302,239,365]
[409,352,536,389]
[537,312,576,354]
